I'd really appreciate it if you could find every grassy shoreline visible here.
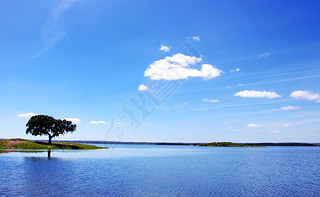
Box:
[0,139,106,150]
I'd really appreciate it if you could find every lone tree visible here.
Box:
[26,115,76,144]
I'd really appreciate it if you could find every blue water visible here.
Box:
[1,145,320,196]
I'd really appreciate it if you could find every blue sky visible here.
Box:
[1,0,320,142]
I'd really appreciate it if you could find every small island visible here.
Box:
[199,142,265,147]
[0,139,106,150]
[0,114,106,150]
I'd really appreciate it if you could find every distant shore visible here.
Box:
[1,138,319,148]
[60,140,319,147]
[13,139,319,147]
[199,142,264,147]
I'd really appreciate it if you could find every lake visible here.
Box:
[1,145,320,196]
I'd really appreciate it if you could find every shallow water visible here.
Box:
[1,145,320,196]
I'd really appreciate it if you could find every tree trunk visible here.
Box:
[48,135,52,144]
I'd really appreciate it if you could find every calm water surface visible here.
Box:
[1,145,320,196]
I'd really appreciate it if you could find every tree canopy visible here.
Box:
[26,115,76,144]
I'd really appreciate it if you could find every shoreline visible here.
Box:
[1,138,318,147]
[0,139,107,150]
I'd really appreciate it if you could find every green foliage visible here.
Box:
[0,139,106,150]
[26,115,76,144]
[199,142,263,147]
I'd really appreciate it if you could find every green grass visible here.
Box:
[199,142,264,147]
[0,139,107,150]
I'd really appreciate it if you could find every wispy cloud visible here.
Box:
[144,53,222,80]
[187,99,291,112]
[116,122,121,127]
[258,52,270,59]
[267,105,300,112]
[64,118,80,123]
[229,67,240,72]
[280,123,290,127]
[17,112,37,118]
[159,45,171,52]
[203,98,219,103]
[247,123,262,128]
[280,105,300,110]
[138,84,148,91]
[30,31,67,59]
[243,75,320,88]
[90,120,107,124]
[192,36,200,41]
[290,90,320,103]
[178,67,320,94]
[235,90,281,99]
[30,0,78,59]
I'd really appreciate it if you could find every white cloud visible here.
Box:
[247,123,262,128]
[64,118,80,123]
[280,123,290,127]
[290,90,320,103]
[268,105,300,112]
[227,126,240,131]
[230,67,240,72]
[192,36,200,41]
[258,52,270,59]
[144,53,222,80]
[17,112,37,118]
[203,98,219,103]
[138,84,148,91]
[235,90,281,99]
[90,121,106,124]
[270,130,279,133]
[159,45,171,52]
[281,105,300,110]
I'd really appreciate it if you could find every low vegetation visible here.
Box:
[0,139,106,150]
[199,142,264,147]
